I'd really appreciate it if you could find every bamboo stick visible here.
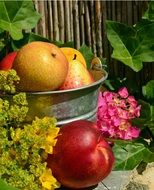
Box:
[79,0,85,46]
[106,0,114,75]
[84,1,91,47]
[101,1,109,60]
[127,1,133,25]
[95,0,102,57]
[116,1,122,22]
[44,1,49,39]
[33,0,39,34]
[121,1,127,23]
[37,1,46,37]
[52,0,59,41]
[64,0,71,42]
[72,0,80,49]
[90,0,96,56]
[47,1,53,40]
[107,0,112,20]
[133,1,138,24]
[69,0,74,42]
[58,1,65,42]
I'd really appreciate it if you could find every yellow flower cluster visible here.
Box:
[40,169,60,190]
[37,117,60,190]
[0,70,61,190]
[0,116,60,190]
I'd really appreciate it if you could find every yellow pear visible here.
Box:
[60,47,87,68]
[60,60,94,90]
[13,41,69,92]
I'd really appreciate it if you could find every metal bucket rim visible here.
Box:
[26,70,108,95]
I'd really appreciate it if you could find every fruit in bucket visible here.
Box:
[12,41,69,92]
[60,47,87,68]
[60,59,94,90]
[47,120,115,189]
[0,51,17,70]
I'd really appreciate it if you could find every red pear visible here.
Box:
[60,60,94,90]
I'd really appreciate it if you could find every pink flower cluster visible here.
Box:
[97,87,141,140]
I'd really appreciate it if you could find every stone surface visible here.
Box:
[123,163,154,190]
[96,171,131,190]
[60,171,131,190]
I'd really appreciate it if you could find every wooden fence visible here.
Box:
[34,0,153,90]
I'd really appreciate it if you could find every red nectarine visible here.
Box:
[47,120,114,189]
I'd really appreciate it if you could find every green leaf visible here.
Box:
[132,99,154,138]
[11,32,50,50]
[151,105,154,120]
[0,179,19,190]
[106,20,154,72]
[132,99,153,121]
[11,33,74,51]
[113,141,154,170]
[139,100,152,120]
[142,80,154,101]
[79,44,94,69]
[148,105,154,134]
[143,1,154,21]
[0,0,41,40]
[0,30,5,51]
[106,21,141,72]
[53,40,74,48]
[0,41,5,52]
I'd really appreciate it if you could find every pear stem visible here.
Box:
[73,54,77,60]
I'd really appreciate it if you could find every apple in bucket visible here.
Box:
[47,120,115,189]
[0,51,17,70]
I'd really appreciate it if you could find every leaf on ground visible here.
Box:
[113,141,154,170]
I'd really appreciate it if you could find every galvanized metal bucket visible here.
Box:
[25,69,108,126]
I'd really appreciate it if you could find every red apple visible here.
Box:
[0,51,17,70]
[47,120,115,189]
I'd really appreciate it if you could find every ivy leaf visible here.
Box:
[11,32,50,50]
[113,141,154,170]
[53,40,74,48]
[139,100,152,120]
[143,1,154,21]
[79,44,94,69]
[0,0,41,40]
[106,20,154,72]
[0,179,19,190]
[148,105,154,135]
[11,33,74,51]
[0,41,5,52]
[142,80,154,101]
[132,99,154,138]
